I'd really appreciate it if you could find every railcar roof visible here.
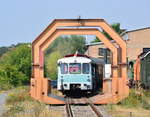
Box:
[57,56,104,64]
[57,56,91,63]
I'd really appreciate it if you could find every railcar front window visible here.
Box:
[60,63,68,74]
[69,63,81,74]
[83,63,90,74]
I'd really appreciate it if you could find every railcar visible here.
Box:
[57,54,104,94]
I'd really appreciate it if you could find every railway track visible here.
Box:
[65,97,104,117]
[66,97,73,117]
[89,103,103,117]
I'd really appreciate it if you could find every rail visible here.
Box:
[66,98,73,117]
[84,97,103,117]
[89,103,103,117]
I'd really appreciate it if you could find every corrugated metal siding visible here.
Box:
[140,54,150,88]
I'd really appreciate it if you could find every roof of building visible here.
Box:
[86,27,150,46]
[126,27,150,33]
[85,40,116,46]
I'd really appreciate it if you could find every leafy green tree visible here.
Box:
[0,64,27,87]
[92,23,124,42]
[46,35,86,56]
[0,47,9,57]
[0,43,31,88]
[0,44,31,79]
[45,51,62,80]
[45,35,86,80]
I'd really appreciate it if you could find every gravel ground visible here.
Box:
[71,105,97,117]
[96,105,112,117]
[48,105,67,117]
[0,92,8,117]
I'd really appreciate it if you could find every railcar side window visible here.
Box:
[60,63,68,74]
[69,63,81,74]
[83,63,90,74]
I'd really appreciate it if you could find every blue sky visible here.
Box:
[0,0,150,46]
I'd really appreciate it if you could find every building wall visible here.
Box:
[86,28,150,61]
[127,28,150,61]
[86,44,106,58]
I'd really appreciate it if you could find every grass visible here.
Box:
[107,105,150,117]
[2,86,150,117]
[0,83,13,92]
[119,89,150,109]
[1,86,63,117]
[6,86,32,105]
[106,89,150,117]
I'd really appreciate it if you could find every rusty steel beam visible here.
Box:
[30,19,129,104]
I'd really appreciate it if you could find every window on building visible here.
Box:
[99,48,105,56]
[98,48,110,56]
[143,48,150,53]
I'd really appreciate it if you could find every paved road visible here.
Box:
[0,92,8,116]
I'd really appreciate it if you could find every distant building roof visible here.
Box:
[126,27,150,33]
[86,27,150,46]
[85,40,116,46]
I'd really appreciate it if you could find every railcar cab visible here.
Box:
[57,54,93,93]
[57,54,104,94]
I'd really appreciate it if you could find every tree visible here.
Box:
[45,35,87,80]
[0,47,9,57]
[45,51,62,80]
[92,23,124,42]
[0,43,31,88]
[45,35,86,56]
[0,64,27,88]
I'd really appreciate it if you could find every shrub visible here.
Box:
[119,89,150,110]
[3,86,63,117]
[0,81,13,91]
[119,89,142,108]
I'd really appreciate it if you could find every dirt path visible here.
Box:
[0,92,8,116]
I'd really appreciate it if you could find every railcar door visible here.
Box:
[91,64,96,90]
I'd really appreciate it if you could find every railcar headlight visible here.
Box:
[84,84,87,86]
[87,85,90,89]
[64,84,67,87]
[87,78,90,82]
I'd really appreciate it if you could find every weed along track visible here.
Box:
[64,97,105,117]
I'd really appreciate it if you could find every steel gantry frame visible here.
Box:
[30,19,129,104]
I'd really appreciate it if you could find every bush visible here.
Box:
[119,89,150,109]
[119,89,142,108]
[0,82,13,91]
[3,86,62,117]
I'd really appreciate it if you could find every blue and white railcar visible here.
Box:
[57,54,103,93]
